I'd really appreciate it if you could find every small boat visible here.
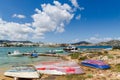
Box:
[35,61,84,75]
[63,45,78,52]
[8,50,23,57]
[30,53,38,58]
[4,65,40,80]
[81,60,110,69]
[45,50,56,54]
[53,50,64,53]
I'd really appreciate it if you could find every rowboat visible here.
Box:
[81,60,110,69]
[4,65,40,80]
[35,61,84,75]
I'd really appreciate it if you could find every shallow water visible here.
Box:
[0,47,64,68]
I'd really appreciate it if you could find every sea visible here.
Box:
[0,46,112,68]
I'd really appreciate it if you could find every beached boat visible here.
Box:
[35,61,84,75]
[81,60,110,69]
[4,65,40,80]
[8,50,23,57]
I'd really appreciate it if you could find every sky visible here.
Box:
[0,0,120,43]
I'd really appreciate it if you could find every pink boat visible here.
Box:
[35,61,84,75]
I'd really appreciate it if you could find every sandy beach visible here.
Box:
[0,50,120,80]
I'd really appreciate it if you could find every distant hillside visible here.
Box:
[97,40,120,46]
[0,40,32,43]
[72,41,92,45]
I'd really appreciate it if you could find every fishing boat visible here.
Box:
[8,50,23,57]
[35,61,84,75]
[81,60,110,69]
[4,65,40,80]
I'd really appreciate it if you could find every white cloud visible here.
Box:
[75,14,81,20]
[0,18,33,40]
[32,1,74,38]
[0,1,82,41]
[70,0,84,10]
[12,14,26,19]
[85,35,120,43]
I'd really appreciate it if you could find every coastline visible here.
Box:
[0,49,120,80]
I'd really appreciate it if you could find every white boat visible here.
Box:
[63,45,78,52]
[8,50,23,57]
[4,65,40,80]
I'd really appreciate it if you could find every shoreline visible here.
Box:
[0,50,120,80]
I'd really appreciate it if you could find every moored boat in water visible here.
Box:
[8,50,23,57]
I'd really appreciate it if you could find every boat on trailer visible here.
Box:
[4,65,40,80]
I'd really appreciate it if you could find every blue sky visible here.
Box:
[0,0,120,43]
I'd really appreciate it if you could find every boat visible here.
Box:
[63,45,78,52]
[81,60,110,69]
[53,50,64,53]
[30,53,38,58]
[45,50,56,54]
[4,65,40,80]
[8,50,23,57]
[35,61,84,75]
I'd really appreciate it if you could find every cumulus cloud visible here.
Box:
[70,0,84,10]
[0,18,33,40]
[0,1,82,41]
[32,1,74,39]
[12,14,26,19]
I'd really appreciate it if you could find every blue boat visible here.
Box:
[81,60,110,69]
[30,53,38,58]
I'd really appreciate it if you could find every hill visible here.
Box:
[72,41,92,46]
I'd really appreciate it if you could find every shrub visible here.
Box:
[69,53,80,59]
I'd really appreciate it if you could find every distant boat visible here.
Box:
[8,50,23,57]
[45,50,56,54]
[30,53,38,58]
[81,60,110,69]
[63,45,78,52]
[4,65,40,79]
[53,49,64,53]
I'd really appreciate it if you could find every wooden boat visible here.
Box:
[81,60,110,69]
[8,50,23,57]
[4,65,40,80]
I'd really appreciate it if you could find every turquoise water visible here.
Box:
[77,46,112,49]
[0,46,112,68]
[0,47,64,68]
